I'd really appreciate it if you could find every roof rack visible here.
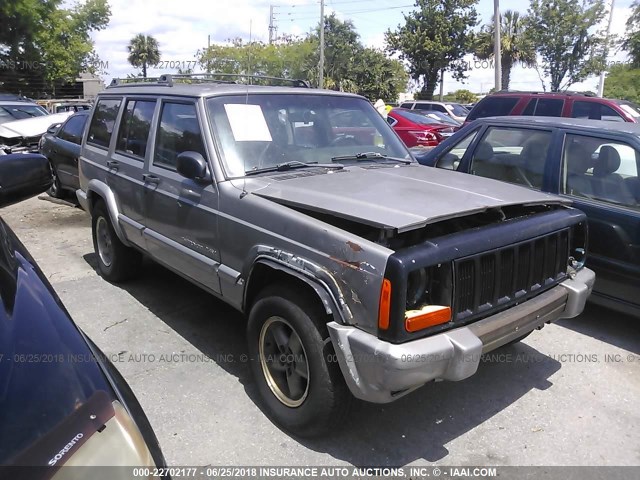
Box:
[493,89,596,97]
[108,73,310,89]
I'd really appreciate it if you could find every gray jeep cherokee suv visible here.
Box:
[77,74,595,436]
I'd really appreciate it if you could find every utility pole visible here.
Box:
[597,0,615,97]
[207,34,211,73]
[438,69,444,101]
[493,0,502,91]
[319,0,325,89]
[268,5,275,44]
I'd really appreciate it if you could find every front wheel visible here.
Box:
[91,201,142,282]
[247,285,352,437]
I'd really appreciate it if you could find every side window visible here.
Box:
[534,99,563,117]
[154,102,206,170]
[435,129,479,170]
[466,97,518,121]
[522,99,537,116]
[435,105,447,113]
[469,127,552,189]
[116,99,156,159]
[87,99,121,148]
[562,134,640,208]
[58,115,86,145]
[386,116,397,127]
[400,102,413,109]
[572,101,625,122]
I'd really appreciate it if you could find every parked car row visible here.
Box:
[6,79,638,470]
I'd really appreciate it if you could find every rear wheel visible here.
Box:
[91,200,142,282]
[47,162,64,198]
[247,284,352,437]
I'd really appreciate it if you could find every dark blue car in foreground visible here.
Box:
[0,153,167,476]
[417,116,640,317]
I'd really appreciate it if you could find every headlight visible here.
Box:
[405,264,453,311]
[569,221,588,270]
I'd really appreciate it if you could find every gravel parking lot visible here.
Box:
[3,195,640,467]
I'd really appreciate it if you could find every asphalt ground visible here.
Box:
[3,195,639,467]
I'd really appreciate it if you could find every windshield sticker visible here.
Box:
[620,104,640,118]
[224,104,272,141]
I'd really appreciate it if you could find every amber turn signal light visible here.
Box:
[405,305,451,332]
[378,279,392,330]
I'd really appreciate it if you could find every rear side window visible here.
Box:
[116,99,156,158]
[154,102,206,169]
[467,97,518,121]
[535,99,563,116]
[571,101,625,122]
[87,99,121,148]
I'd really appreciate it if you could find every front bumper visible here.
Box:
[328,267,595,403]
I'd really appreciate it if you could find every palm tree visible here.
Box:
[127,34,160,77]
[474,10,536,90]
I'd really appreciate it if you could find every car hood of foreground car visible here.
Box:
[249,164,570,232]
[0,112,72,139]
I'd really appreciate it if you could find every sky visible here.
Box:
[89,0,636,96]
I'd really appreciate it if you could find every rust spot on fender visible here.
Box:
[330,256,362,270]
[346,240,363,252]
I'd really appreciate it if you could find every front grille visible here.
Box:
[453,229,570,322]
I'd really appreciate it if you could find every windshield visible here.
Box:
[0,104,48,124]
[446,103,469,117]
[419,111,461,126]
[393,109,446,126]
[617,101,640,119]
[206,94,411,177]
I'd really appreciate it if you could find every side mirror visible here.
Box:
[176,151,210,183]
[0,153,52,208]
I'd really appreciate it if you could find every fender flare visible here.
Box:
[85,179,131,246]
[244,257,349,325]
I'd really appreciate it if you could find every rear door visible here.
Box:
[142,98,221,294]
[101,97,157,249]
[556,130,640,313]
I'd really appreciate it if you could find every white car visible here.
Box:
[0,112,73,154]
[400,100,469,123]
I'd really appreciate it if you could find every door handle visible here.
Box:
[106,160,119,170]
[143,174,160,184]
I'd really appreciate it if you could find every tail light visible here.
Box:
[409,130,438,144]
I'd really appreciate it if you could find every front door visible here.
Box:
[142,99,221,294]
[559,132,640,313]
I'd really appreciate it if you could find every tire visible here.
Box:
[247,284,352,437]
[91,200,142,282]
[47,162,65,199]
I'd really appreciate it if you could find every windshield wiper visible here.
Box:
[245,160,344,176]
[330,152,412,164]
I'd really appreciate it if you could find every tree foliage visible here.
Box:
[474,10,535,90]
[603,64,640,103]
[526,0,606,92]
[0,0,110,97]
[624,1,640,67]
[443,89,477,103]
[197,16,408,102]
[385,0,478,100]
[127,34,161,78]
